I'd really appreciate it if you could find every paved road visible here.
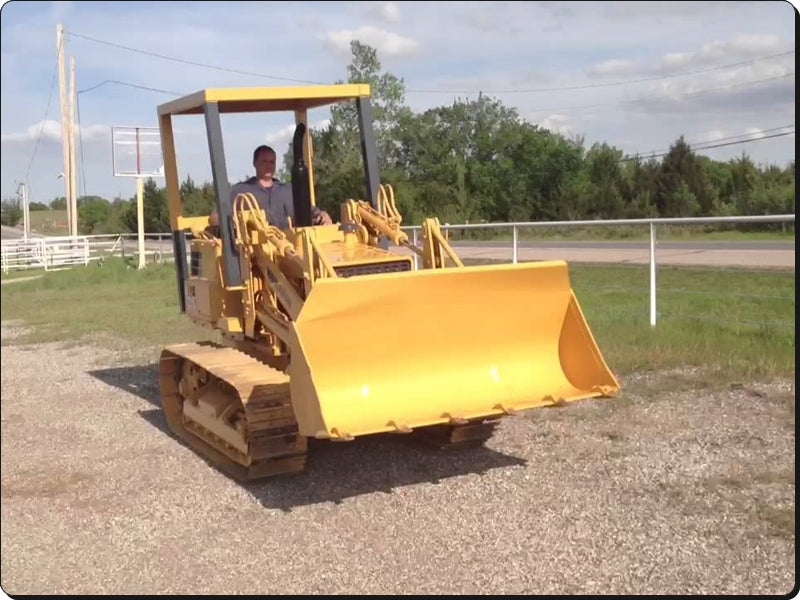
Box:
[451,240,794,250]
[400,240,795,268]
[0,226,43,240]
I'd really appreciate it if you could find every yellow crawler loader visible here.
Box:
[156,84,620,480]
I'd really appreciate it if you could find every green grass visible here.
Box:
[1,257,795,379]
[29,209,69,235]
[1,268,47,280]
[0,258,215,360]
[569,262,795,378]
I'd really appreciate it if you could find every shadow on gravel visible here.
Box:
[89,364,162,407]
[242,436,527,512]
[89,363,528,511]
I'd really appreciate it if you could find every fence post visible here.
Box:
[650,222,657,327]
[512,225,518,264]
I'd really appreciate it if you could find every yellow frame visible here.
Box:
[157,84,372,230]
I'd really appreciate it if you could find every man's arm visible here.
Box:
[311,204,333,225]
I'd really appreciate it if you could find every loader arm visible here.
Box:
[229,192,308,345]
[342,184,463,270]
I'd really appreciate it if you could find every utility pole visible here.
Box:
[57,23,72,234]
[15,182,29,240]
[136,128,145,269]
[69,55,78,236]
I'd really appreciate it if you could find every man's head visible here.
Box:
[252,145,276,180]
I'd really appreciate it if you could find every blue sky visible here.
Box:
[1,0,796,205]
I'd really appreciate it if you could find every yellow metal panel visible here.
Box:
[159,114,182,230]
[206,84,370,105]
[157,90,207,117]
[177,215,211,234]
[216,317,243,333]
[157,85,372,116]
[315,240,410,267]
[287,260,620,440]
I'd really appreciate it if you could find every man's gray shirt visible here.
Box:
[229,177,319,229]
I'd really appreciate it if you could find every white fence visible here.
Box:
[1,233,171,274]
[402,213,795,327]
[1,236,91,272]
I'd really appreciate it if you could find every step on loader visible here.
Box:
[155,84,620,480]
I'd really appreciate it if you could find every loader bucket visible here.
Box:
[287,260,620,440]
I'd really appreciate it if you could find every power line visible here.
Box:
[691,130,794,151]
[407,51,796,94]
[72,73,795,127]
[65,28,794,97]
[24,44,61,185]
[77,79,183,96]
[630,125,795,158]
[76,94,87,197]
[620,129,795,162]
[525,72,794,116]
[66,30,325,86]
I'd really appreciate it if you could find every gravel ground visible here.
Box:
[1,321,795,595]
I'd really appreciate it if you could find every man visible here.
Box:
[209,144,332,231]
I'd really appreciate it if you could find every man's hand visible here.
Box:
[313,210,333,225]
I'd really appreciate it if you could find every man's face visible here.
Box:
[254,150,276,178]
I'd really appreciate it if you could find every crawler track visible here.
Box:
[158,342,307,481]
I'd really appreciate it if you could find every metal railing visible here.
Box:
[1,233,173,273]
[1,236,91,272]
[2,215,794,329]
[401,214,795,327]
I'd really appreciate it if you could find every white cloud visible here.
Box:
[745,127,766,139]
[588,59,638,77]
[1,120,62,143]
[323,25,420,57]
[264,119,332,147]
[603,1,743,18]
[363,1,400,23]
[700,33,782,59]
[1,120,108,144]
[695,129,727,143]
[537,114,574,136]
[662,52,692,68]
[588,33,790,79]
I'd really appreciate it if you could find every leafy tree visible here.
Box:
[283,40,409,218]
[582,143,626,218]
[77,196,111,234]
[31,42,794,234]
[1,198,22,226]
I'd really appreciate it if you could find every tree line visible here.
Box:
[2,42,793,233]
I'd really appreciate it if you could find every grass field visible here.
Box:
[28,209,69,235]
[1,257,794,381]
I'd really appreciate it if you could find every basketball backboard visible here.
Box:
[112,126,164,178]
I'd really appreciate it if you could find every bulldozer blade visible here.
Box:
[287,260,620,440]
